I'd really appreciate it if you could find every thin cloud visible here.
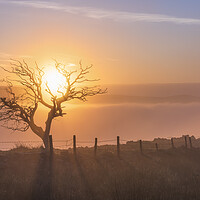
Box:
[0,52,11,58]
[1,0,200,25]
[0,52,32,60]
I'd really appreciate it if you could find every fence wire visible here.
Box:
[0,135,197,151]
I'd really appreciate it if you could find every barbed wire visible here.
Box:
[67,142,73,147]
[0,141,42,144]
[121,139,129,142]
[0,135,198,151]
[77,141,94,144]
[0,135,196,145]
[0,139,72,144]
[54,139,72,143]
[99,139,116,143]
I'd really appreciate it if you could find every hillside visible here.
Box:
[1,145,200,200]
[79,94,200,104]
[2,84,200,105]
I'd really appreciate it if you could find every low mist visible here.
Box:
[1,83,200,146]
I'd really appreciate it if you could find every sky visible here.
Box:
[1,1,200,145]
[0,0,200,84]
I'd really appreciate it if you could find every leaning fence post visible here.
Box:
[189,136,192,148]
[171,138,175,149]
[117,136,120,157]
[139,140,143,154]
[155,143,158,151]
[73,135,76,155]
[94,137,97,156]
[49,135,53,155]
[184,136,187,149]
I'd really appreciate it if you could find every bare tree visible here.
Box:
[0,60,106,149]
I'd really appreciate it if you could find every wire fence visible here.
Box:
[0,138,123,151]
[0,135,198,154]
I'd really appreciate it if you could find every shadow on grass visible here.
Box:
[31,152,54,200]
[74,154,95,200]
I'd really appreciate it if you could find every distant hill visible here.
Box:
[84,94,200,104]
[104,83,200,97]
[2,84,200,104]
[126,135,199,149]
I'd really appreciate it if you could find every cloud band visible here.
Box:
[1,0,200,25]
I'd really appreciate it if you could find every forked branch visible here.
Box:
[0,59,107,148]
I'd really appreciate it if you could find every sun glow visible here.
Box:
[43,68,66,96]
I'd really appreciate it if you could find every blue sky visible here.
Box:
[6,0,199,18]
[0,0,200,84]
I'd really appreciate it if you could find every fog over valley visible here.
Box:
[1,83,200,148]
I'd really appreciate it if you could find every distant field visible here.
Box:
[1,146,200,200]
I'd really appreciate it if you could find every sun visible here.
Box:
[43,67,66,96]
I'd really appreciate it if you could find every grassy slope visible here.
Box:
[0,147,200,200]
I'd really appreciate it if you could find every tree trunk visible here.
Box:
[29,108,55,150]
[43,108,55,150]
[29,122,48,149]
[43,133,49,149]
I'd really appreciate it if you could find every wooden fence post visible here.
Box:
[189,136,192,148]
[73,135,76,155]
[139,140,143,154]
[49,135,53,155]
[155,143,158,151]
[94,137,97,156]
[171,138,175,149]
[117,136,120,157]
[184,136,187,149]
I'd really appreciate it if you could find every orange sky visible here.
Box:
[0,1,200,85]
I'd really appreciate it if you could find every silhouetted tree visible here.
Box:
[0,59,106,149]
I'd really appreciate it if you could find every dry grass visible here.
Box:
[0,146,200,200]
